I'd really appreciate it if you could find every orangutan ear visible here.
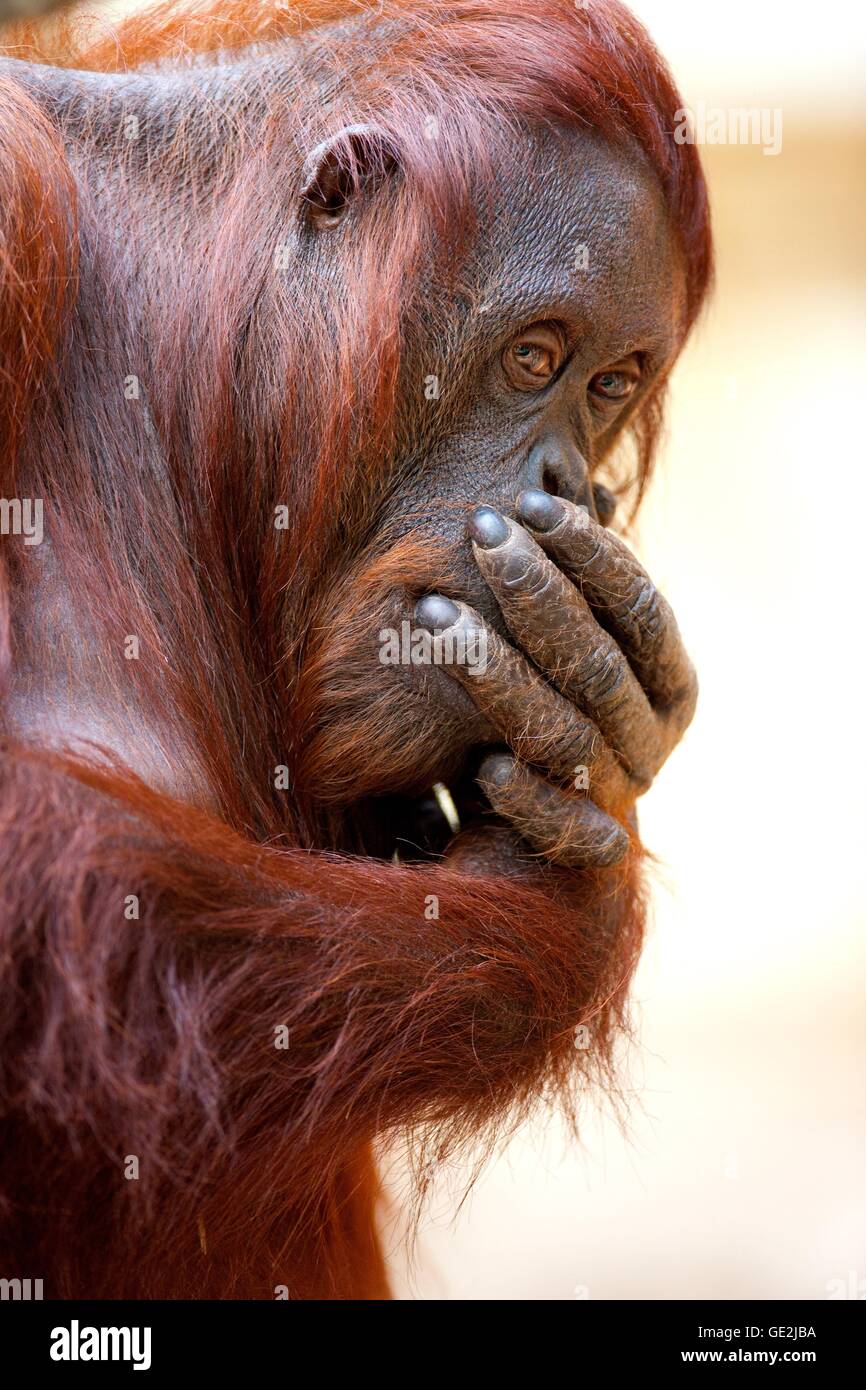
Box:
[299,124,399,229]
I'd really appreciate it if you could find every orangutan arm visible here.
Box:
[0,751,642,1198]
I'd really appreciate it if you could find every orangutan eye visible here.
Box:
[514,344,549,373]
[589,367,638,402]
[502,323,565,390]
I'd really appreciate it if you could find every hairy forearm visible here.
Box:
[1,752,645,1195]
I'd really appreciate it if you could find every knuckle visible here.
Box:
[573,532,605,575]
[622,578,664,649]
[467,626,503,679]
[559,720,604,772]
[574,648,627,707]
[671,661,699,728]
[500,552,553,599]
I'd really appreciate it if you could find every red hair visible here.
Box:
[0,1,710,1298]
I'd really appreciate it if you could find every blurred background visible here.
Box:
[385,0,866,1299]
[13,0,865,1299]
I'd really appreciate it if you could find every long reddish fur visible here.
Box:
[0,0,711,1298]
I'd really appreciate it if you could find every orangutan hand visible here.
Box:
[414,490,697,869]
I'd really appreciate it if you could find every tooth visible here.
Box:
[432,782,461,835]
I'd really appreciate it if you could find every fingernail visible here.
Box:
[516,489,565,532]
[469,506,510,549]
[414,594,460,631]
[478,751,515,787]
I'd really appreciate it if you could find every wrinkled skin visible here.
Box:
[308,124,697,865]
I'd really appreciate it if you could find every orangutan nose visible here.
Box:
[519,437,597,519]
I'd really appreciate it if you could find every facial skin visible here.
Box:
[304,122,697,864]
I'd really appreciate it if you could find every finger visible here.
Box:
[517,489,698,728]
[413,594,630,809]
[468,506,658,786]
[477,751,629,868]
